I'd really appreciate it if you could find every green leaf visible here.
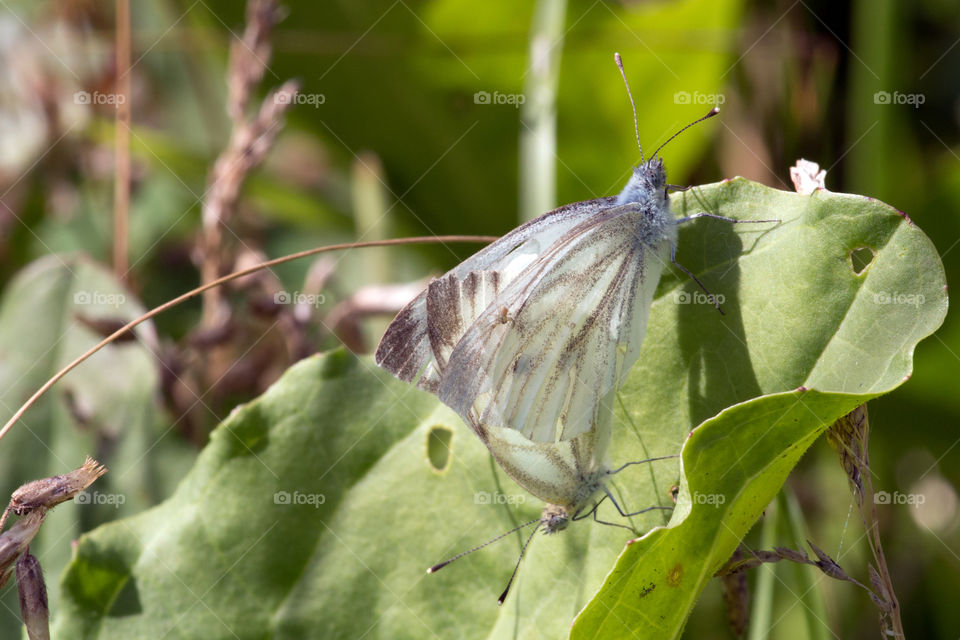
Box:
[52,179,945,638]
[571,178,947,639]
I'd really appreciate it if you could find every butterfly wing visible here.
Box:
[437,202,676,448]
[375,197,616,391]
[478,415,611,510]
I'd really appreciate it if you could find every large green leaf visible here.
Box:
[571,178,948,638]
[51,179,945,638]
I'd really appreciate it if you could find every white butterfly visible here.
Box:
[376,153,677,531]
[375,58,756,589]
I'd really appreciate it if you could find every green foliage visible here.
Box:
[0,0,956,637]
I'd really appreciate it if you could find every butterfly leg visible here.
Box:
[608,455,678,475]
[593,457,678,528]
[576,494,638,532]
[575,488,672,532]
[675,212,780,225]
[0,504,10,533]
[591,508,638,532]
[572,497,605,522]
[603,486,672,519]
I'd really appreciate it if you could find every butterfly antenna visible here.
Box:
[498,524,541,605]
[614,53,644,163]
[426,517,540,574]
[652,107,720,160]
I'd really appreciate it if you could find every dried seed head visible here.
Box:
[16,551,49,640]
[826,405,868,505]
[0,457,107,535]
[9,457,107,516]
[0,509,46,589]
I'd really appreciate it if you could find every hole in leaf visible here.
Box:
[427,425,453,471]
[849,247,875,274]
[669,484,680,504]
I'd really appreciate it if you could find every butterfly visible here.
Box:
[375,54,766,600]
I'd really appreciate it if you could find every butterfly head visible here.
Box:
[615,157,667,207]
[539,504,571,534]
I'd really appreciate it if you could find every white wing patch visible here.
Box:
[437,204,675,444]
[376,195,676,454]
[374,197,615,390]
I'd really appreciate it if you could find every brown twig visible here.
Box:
[201,0,291,328]
[719,546,749,636]
[113,0,131,280]
[0,235,497,444]
[0,511,45,590]
[325,281,430,352]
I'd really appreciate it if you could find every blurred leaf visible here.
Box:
[748,499,778,640]
[782,489,832,640]
[53,179,945,638]
[0,256,191,637]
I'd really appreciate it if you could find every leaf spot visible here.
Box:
[666,563,684,587]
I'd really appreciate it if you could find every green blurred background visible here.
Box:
[0,0,956,637]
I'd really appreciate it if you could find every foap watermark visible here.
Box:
[674,91,725,106]
[74,491,125,507]
[473,90,525,108]
[693,492,726,506]
[73,291,126,308]
[873,291,925,308]
[672,291,724,306]
[273,490,326,507]
[474,490,526,505]
[874,490,925,507]
[73,90,126,107]
[873,91,924,108]
[274,291,326,307]
[275,92,325,107]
